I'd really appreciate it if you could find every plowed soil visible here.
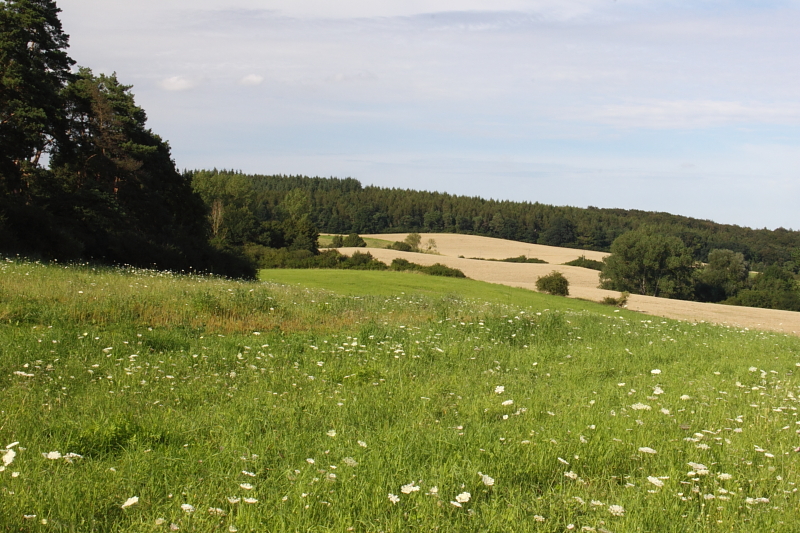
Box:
[341,233,800,335]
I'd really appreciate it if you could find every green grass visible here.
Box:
[2,259,800,532]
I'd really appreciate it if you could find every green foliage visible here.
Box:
[538,216,576,246]
[330,235,344,247]
[499,255,547,264]
[404,232,422,251]
[602,291,630,307]
[693,249,749,303]
[600,227,694,298]
[342,233,367,247]
[188,171,800,268]
[724,265,800,311]
[564,255,604,270]
[388,240,413,252]
[0,3,248,277]
[390,258,466,278]
[535,270,570,296]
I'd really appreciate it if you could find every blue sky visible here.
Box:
[58,1,800,229]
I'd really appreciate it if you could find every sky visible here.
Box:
[56,1,800,230]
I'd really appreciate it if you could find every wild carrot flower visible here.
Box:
[121,496,139,509]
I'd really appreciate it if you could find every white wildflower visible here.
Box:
[653,386,664,395]
[717,473,732,481]
[564,471,578,480]
[401,483,420,494]
[180,504,195,513]
[638,447,657,454]
[208,507,226,516]
[357,440,367,448]
[342,457,358,467]
[651,369,661,375]
[427,486,438,495]
[121,496,139,509]
[501,399,514,406]
[680,395,691,401]
[2,449,16,466]
[326,429,336,437]
[227,497,241,504]
[608,504,625,517]
[631,403,651,410]
[494,386,505,394]
[243,497,258,504]
[388,493,400,504]
[240,483,253,490]
[647,476,664,487]
[43,451,61,460]
[533,515,546,522]
[479,472,495,486]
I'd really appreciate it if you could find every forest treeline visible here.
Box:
[0,0,252,277]
[188,169,800,273]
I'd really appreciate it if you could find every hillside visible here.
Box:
[4,258,800,531]
[336,233,800,335]
[190,170,800,269]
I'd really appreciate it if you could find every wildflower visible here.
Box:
[638,447,657,454]
[653,386,664,395]
[43,451,62,460]
[327,429,337,437]
[121,496,139,509]
[208,507,226,516]
[717,473,732,481]
[155,518,166,525]
[240,483,253,490]
[647,476,664,487]
[427,486,439,495]
[680,395,691,401]
[660,408,670,415]
[631,403,651,410]
[558,457,570,465]
[357,440,367,448]
[479,472,495,486]
[608,504,625,517]
[227,497,241,504]
[564,471,578,480]
[749,367,758,372]
[651,369,661,374]
[696,443,710,450]
[573,496,585,504]
[590,500,604,506]
[306,458,315,464]
[242,470,256,477]
[342,457,358,467]
[180,504,195,513]
[501,400,514,406]
[533,515,546,522]
[243,497,258,504]
[455,492,471,503]
[2,449,16,466]
[229,526,238,532]
[388,493,400,504]
[401,483,420,494]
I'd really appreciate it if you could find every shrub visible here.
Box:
[342,233,367,247]
[330,235,344,247]
[564,255,604,270]
[501,255,546,264]
[602,291,630,307]
[535,271,570,296]
[388,241,413,252]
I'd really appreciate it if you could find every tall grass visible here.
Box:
[1,258,799,531]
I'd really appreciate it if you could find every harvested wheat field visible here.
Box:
[348,233,800,335]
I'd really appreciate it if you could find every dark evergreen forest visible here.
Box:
[188,169,800,273]
[0,0,252,277]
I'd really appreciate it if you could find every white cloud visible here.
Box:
[239,74,264,86]
[159,76,196,91]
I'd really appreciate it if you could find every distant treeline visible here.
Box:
[188,169,800,272]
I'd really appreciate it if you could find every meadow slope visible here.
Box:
[349,234,800,335]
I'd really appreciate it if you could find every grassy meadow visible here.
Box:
[1,259,800,532]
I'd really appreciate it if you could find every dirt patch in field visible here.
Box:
[343,233,800,335]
